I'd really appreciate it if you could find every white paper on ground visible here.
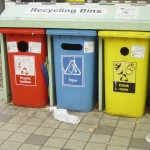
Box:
[47,106,80,124]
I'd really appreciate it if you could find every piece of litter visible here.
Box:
[95,124,99,128]
[47,106,80,124]
[136,121,141,124]
[88,124,100,132]
[145,113,150,117]
[88,128,94,132]
[9,102,13,105]
[146,134,150,143]
[146,134,150,150]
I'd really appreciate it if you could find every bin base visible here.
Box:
[105,102,145,118]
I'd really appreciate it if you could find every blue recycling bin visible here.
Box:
[46,29,97,112]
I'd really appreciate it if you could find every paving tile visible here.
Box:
[76,115,84,121]
[25,134,49,146]
[17,109,36,117]
[0,98,4,103]
[0,88,4,99]
[8,116,28,124]
[52,129,73,139]
[17,124,38,134]
[18,143,41,150]
[117,120,136,129]
[100,119,118,127]
[94,125,115,135]
[137,116,150,124]
[69,111,86,116]
[84,142,107,150]
[129,138,149,149]
[119,117,137,122]
[63,139,86,150]
[41,118,61,128]
[102,114,120,120]
[113,128,133,137]
[81,116,100,125]
[0,122,21,132]
[106,145,128,150]
[0,121,5,127]
[0,141,22,150]
[85,111,103,118]
[70,131,92,142]
[109,136,130,147]
[89,133,111,144]
[59,122,78,131]
[2,90,150,150]
[23,108,39,112]
[44,137,67,148]
[0,113,14,122]
[47,115,56,120]
[8,132,30,142]
[133,130,150,139]
[25,118,44,126]
[135,122,150,131]
[128,148,147,150]
[32,111,50,119]
[40,147,61,150]
[76,123,97,133]
[2,106,22,115]
[0,139,4,145]
[34,127,55,136]
[0,106,7,113]
[0,98,5,104]
[0,130,13,140]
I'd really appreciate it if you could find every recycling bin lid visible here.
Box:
[46,29,97,36]
[0,28,45,34]
[98,31,150,39]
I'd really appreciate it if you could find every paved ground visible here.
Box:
[1,93,150,150]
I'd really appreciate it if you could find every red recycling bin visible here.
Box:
[0,28,48,107]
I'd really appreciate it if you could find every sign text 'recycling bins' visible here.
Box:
[25,7,108,15]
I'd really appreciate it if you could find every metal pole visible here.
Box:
[0,0,5,14]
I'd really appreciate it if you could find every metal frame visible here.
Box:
[1,3,150,111]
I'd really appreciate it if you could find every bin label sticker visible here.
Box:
[7,42,18,53]
[61,55,84,87]
[113,61,136,93]
[25,7,108,16]
[84,41,94,53]
[29,42,41,54]
[14,55,36,86]
[131,46,145,58]
[115,7,139,19]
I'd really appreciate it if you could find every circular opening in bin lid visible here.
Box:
[17,41,28,52]
[120,47,129,56]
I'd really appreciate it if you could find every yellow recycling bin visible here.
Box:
[99,31,150,117]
